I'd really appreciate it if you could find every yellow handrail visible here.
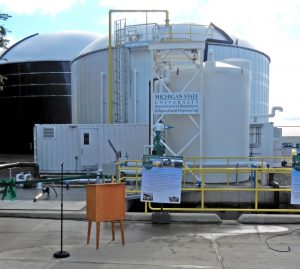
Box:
[118,157,295,213]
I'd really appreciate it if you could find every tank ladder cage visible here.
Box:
[113,18,129,123]
[108,10,170,123]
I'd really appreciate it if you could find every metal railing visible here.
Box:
[118,157,298,213]
[119,23,214,46]
[156,23,213,43]
[184,156,287,185]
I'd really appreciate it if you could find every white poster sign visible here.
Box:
[141,155,183,204]
[291,167,300,204]
[153,92,200,114]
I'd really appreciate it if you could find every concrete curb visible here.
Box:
[170,213,222,223]
[0,211,221,223]
[238,214,300,224]
[1,210,300,224]
[0,210,86,220]
[126,212,222,223]
[0,211,152,221]
[125,212,152,221]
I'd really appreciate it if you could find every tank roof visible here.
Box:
[77,36,110,56]
[72,23,266,63]
[0,31,99,64]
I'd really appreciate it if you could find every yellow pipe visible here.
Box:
[120,168,142,171]
[226,158,230,185]
[182,168,291,173]
[184,156,292,160]
[136,167,138,189]
[255,188,291,192]
[201,168,205,209]
[126,190,141,193]
[121,157,294,213]
[148,204,300,213]
[255,172,258,209]
[182,187,292,192]
[108,11,113,123]
[108,9,169,123]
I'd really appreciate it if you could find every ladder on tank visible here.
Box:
[113,19,129,123]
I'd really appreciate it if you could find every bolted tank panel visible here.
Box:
[0,32,98,153]
[0,61,72,153]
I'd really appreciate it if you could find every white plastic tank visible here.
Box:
[208,44,270,124]
[202,59,251,183]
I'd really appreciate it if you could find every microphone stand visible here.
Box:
[53,161,70,258]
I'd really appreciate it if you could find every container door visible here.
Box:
[80,128,99,170]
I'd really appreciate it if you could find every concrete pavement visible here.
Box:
[1,200,300,224]
[0,217,300,269]
[1,200,300,268]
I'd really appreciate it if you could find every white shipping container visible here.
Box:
[34,124,148,173]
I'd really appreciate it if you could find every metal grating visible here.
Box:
[43,127,55,138]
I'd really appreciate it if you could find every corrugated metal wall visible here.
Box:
[129,49,152,123]
[34,124,148,173]
[71,51,109,124]
[34,124,79,172]
[72,48,152,125]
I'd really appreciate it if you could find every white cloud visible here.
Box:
[0,0,85,16]
[1,0,298,133]
[6,34,17,47]
[98,0,201,24]
[98,0,300,134]
[99,0,300,123]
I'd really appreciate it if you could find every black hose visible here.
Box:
[268,173,280,207]
[265,228,300,252]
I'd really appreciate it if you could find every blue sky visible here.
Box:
[1,1,104,39]
[1,0,300,135]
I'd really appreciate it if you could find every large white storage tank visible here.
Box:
[71,37,109,124]
[71,23,270,126]
[207,43,270,123]
[202,59,250,158]
[202,59,251,182]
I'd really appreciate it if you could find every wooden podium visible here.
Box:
[86,183,125,249]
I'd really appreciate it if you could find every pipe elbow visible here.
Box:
[269,106,283,117]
